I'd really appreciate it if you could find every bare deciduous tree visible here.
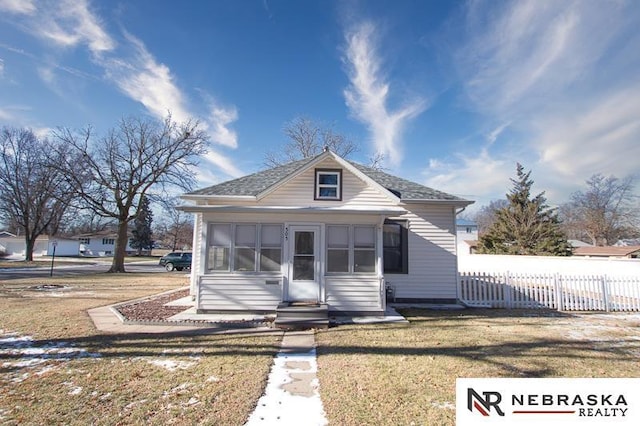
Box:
[560,174,638,246]
[155,197,193,251]
[0,127,77,261]
[54,115,207,272]
[265,117,359,167]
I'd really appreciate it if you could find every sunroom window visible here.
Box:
[327,225,349,272]
[354,226,375,273]
[207,223,283,273]
[209,224,231,271]
[234,224,257,271]
[315,169,342,200]
[326,225,376,274]
[260,224,282,272]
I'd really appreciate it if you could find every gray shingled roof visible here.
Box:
[186,152,469,202]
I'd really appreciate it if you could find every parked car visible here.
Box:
[159,252,192,272]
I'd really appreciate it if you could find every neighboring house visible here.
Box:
[0,231,17,238]
[0,235,49,257]
[573,246,640,259]
[456,218,478,256]
[180,150,473,315]
[46,238,81,256]
[75,231,135,256]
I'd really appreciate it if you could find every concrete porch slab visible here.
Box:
[167,306,272,323]
[330,306,409,325]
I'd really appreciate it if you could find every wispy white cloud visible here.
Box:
[2,0,242,181]
[0,0,36,14]
[343,21,426,166]
[423,148,512,202]
[203,150,243,180]
[0,107,13,121]
[101,32,191,124]
[430,0,640,205]
[9,0,115,54]
[208,103,238,148]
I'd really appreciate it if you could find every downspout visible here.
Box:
[454,206,467,306]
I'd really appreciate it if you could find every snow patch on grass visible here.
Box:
[0,330,101,384]
[147,359,197,371]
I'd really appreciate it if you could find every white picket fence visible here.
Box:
[458,272,640,312]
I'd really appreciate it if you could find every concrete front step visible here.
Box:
[274,302,329,330]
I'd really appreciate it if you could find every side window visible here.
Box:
[383,220,408,274]
[208,224,231,271]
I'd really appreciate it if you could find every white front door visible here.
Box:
[286,225,320,302]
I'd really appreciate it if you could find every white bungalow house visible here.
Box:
[75,230,135,256]
[180,150,473,316]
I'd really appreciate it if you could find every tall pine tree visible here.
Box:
[478,164,570,256]
[130,196,153,256]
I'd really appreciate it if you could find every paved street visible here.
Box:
[0,261,172,280]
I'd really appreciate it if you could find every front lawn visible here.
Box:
[315,309,640,426]
[0,274,281,425]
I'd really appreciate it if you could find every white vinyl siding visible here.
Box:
[260,158,396,208]
[325,276,382,313]
[198,275,282,311]
[385,204,458,300]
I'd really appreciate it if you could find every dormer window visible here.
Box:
[315,169,342,200]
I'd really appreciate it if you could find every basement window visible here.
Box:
[315,169,342,200]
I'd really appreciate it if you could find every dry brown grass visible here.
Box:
[315,309,640,426]
[0,273,281,425]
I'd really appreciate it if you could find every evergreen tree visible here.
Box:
[130,196,153,255]
[478,163,570,256]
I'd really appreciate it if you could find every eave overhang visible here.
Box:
[177,205,407,216]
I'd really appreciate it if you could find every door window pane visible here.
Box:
[295,231,314,255]
[293,256,314,280]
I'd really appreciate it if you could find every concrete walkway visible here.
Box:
[245,330,328,426]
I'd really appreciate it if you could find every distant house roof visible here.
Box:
[573,246,640,258]
[568,239,592,248]
[185,151,471,203]
[0,231,17,238]
[73,230,127,239]
[456,219,477,227]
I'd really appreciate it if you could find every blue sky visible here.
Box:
[1,0,639,211]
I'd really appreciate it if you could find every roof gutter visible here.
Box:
[177,205,407,216]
